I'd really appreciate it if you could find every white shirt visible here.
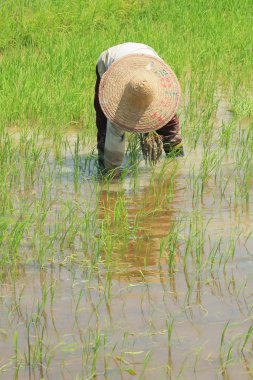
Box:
[96,43,160,171]
[97,42,159,78]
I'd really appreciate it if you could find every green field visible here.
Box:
[0,0,253,379]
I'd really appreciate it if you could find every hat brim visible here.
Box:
[99,54,181,133]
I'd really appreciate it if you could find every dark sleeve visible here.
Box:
[94,66,107,155]
[156,115,182,147]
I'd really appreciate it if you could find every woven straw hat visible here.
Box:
[99,54,181,133]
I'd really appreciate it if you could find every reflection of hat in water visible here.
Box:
[99,54,181,133]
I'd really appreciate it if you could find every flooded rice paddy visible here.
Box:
[0,106,252,380]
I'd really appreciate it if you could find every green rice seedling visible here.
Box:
[198,147,223,198]
[219,321,231,373]
[218,233,238,270]
[91,331,102,377]
[73,135,81,192]
[126,133,142,166]
[104,267,113,302]
[12,331,20,374]
[182,211,209,272]
[206,237,222,273]
[184,276,197,310]
[138,350,152,380]
[24,312,57,375]
[11,280,25,322]
[7,216,32,265]
[148,159,178,208]
[219,120,236,153]
[159,222,180,273]
[235,278,252,316]
[241,325,253,354]
[166,319,174,375]
[74,287,85,322]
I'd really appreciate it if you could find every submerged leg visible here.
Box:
[104,121,125,174]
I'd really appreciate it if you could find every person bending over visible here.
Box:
[94,42,183,171]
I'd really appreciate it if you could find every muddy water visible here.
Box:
[1,119,253,379]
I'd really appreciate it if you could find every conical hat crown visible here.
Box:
[99,54,181,133]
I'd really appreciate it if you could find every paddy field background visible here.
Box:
[0,0,253,379]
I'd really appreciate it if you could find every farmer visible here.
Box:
[94,42,183,171]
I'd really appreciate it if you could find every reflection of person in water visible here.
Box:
[98,167,181,288]
[94,42,184,172]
